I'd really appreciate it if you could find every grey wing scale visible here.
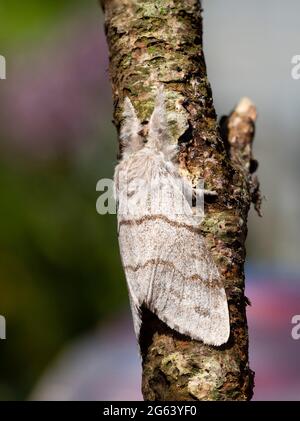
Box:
[118,214,230,346]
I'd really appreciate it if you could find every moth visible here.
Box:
[114,86,230,346]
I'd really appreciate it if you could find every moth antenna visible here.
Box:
[147,85,176,160]
[120,97,144,158]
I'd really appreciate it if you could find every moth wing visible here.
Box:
[117,214,150,340]
[155,173,230,346]
[119,213,230,347]
[117,155,229,346]
[147,219,230,346]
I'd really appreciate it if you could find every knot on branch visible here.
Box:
[220,98,262,215]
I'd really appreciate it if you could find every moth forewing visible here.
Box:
[114,87,230,347]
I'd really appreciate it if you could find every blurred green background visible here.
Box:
[0,0,128,399]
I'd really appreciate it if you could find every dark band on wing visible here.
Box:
[119,214,201,234]
[124,258,223,288]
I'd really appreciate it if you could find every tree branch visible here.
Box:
[101,0,259,400]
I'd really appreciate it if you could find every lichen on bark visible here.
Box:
[101,0,259,400]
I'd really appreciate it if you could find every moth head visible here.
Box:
[120,85,177,161]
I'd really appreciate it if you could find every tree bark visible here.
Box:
[101,0,260,400]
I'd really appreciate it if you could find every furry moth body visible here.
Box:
[114,87,230,346]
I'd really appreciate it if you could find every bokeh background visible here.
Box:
[0,0,299,401]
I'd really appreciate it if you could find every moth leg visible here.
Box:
[202,189,218,197]
[193,188,218,211]
[194,187,218,198]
